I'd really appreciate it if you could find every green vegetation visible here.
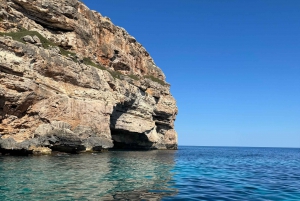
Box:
[108,70,124,80]
[128,74,139,80]
[0,28,53,48]
[81,57,126,80]
[83,57,106,70]
[0,28,78,61]
[144,75,166,85]
[60,48,76,58]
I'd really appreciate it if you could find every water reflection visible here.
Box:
[0,150,177,200]
[102,150,177,200]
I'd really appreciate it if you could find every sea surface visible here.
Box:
[0,146,300,200]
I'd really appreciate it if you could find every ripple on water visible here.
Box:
[0,147,300,200]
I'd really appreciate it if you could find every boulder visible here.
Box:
[22,35,35,43]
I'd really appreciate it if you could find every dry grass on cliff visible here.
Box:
[0,29,166,85]
[0,28,77,59]
[144,75,166,85]
[0,28,53,48]
[81,58,138,81]
[82,57,128,80]
[82,57,106,70]
[128,74,139,80]
[108,70,124,80]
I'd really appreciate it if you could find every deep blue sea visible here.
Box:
[0,146,300,200]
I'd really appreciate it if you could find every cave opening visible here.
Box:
[110,101,154,150]
[110,129,154,150]
[112,62,130,72]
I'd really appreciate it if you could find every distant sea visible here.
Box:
[0,146,299,200]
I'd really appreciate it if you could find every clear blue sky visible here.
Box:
[84,0,300,148]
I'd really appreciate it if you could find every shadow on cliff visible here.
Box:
[110,100,154,150]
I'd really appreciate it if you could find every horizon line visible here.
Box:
[178,145,300,149]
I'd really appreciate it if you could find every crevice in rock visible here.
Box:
[153,115,171,126]
[0,148,33,156]
[15,52,25,57]
[155,124,172,133]
[50,145,85,154]
[0,64,23,77]
[112,62,130,72]
[108,82,116,91]
[10,104,17,109]
[153,115,166,122]
[11,1,74,32]
[110,56,116,62]
[40,117,51,124]
[0,97,5,123]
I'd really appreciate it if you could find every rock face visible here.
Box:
[0,0,178,154]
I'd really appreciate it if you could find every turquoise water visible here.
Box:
[0,146,299,200]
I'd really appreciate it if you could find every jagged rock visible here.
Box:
[82,137,113,151]
[22,35,35,43]
[0,0,178,154]
[32,35,41,43]
[49,46,61,55]
[29,146,52,155]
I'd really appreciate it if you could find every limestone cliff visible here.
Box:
[0,0,178,154]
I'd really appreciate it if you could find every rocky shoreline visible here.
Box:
[0,0,178,155]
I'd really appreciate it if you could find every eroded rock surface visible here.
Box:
[0,0,178,154]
